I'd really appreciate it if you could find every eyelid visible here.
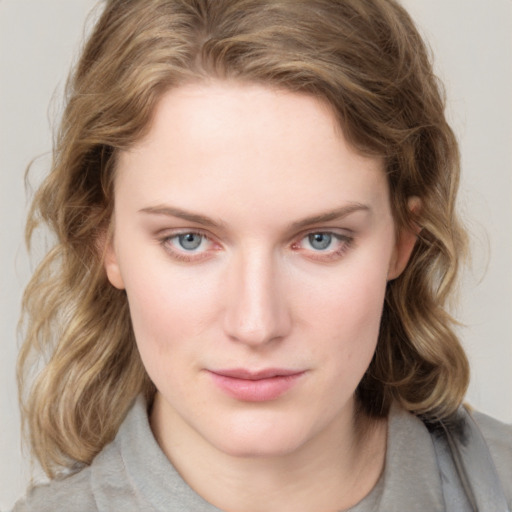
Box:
[297,230,352,246]
[159,229,220,262]
[292,227,354,244]
[291,229,354,260]
[157,226,354,263]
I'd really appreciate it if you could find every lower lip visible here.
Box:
[208,372,305,402]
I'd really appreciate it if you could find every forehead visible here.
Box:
[115,81,390,225]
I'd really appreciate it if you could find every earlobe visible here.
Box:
[387,227,418,280]
[103,235,125,290]
[388,196,422,280]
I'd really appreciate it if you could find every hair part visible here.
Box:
[19,0,469,478]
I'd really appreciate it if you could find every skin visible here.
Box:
[105,81,417,512]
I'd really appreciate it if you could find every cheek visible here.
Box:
[296,254,390,371]
[121,258,220,355]
[302,260,388,331]
[123,271,209,392]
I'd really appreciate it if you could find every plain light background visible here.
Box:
[1,0,511,508]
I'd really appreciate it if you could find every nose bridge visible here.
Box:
[223,245,290,345]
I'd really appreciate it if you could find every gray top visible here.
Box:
[11,397,512,512]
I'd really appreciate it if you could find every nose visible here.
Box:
[222,249,292,347]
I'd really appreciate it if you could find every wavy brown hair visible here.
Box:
[19,0,469,478]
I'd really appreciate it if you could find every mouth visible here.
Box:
[207,368,306,402]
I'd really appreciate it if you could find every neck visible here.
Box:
[151,395,387,512]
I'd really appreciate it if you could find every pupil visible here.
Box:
[179,233,202,250]
[309,233,332,250]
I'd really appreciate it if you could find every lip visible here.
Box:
[207,368,306,402]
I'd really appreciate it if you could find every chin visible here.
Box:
[204,411,314,459]
[215,432,307,459]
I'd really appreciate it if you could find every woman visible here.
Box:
[12,0,512,511]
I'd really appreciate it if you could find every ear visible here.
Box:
[387,196,421,280]
[103,231,125,290]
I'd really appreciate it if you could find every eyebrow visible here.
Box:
[139,203,370,230]
[290,203,371,230]
[139,205,226,228]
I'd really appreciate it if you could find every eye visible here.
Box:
[292,231,353,261]
[160,231,218,262]
[307,232,334,251]
[176,233,204,251]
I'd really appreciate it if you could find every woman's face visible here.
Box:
[106,82,414,458]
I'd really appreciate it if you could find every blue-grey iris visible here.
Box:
[178,233,202,250]
[309,233,332,250]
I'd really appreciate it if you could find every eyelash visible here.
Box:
[160,230,217,262]
[291,232,354,261]
[159,230,354,263]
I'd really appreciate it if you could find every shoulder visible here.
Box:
[10,397,154,512]
[11,467,96,512]
[10,423,130,512]
[10,431,136,512]
[11,439,132,512]
[471,409,512,502]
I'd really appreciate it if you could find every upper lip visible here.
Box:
[209,368,304,380]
